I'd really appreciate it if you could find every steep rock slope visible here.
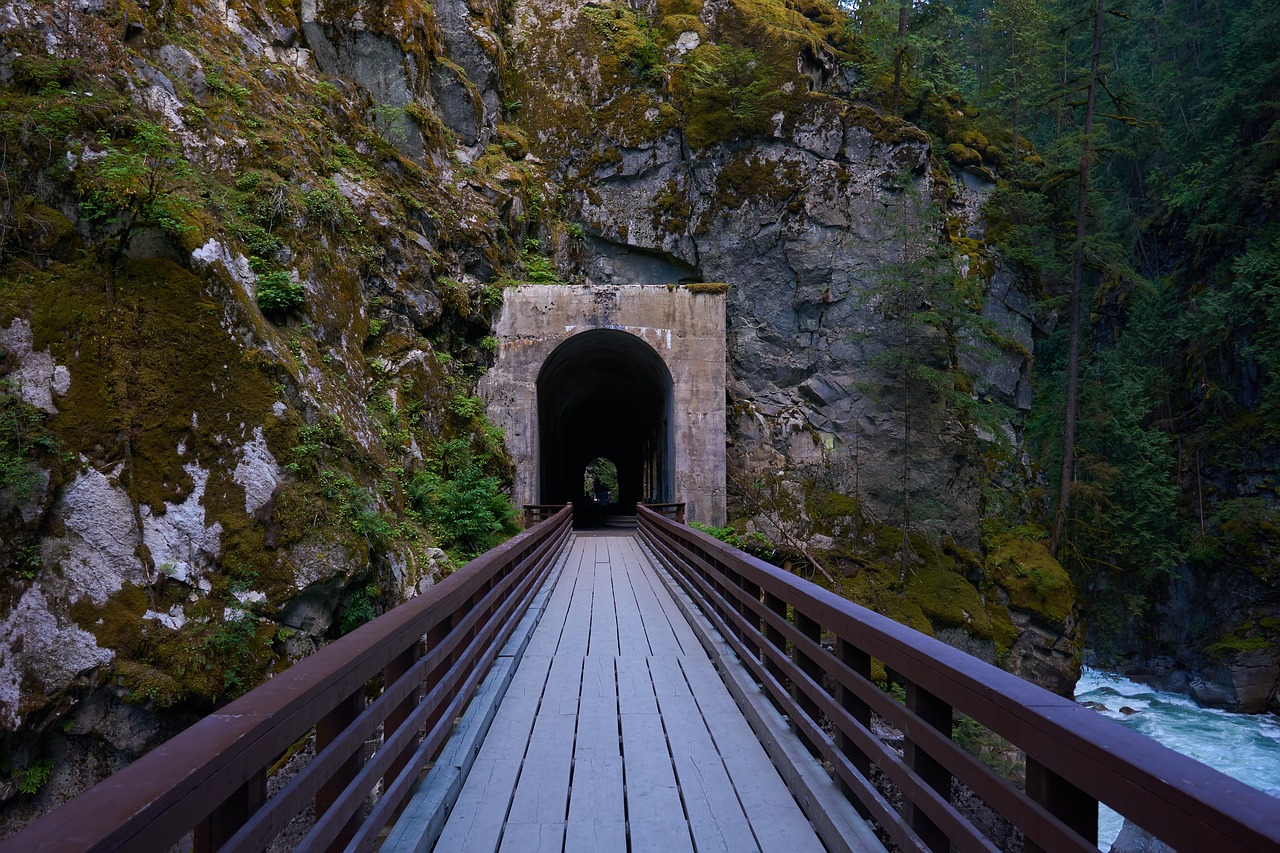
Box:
[505,0,1077,688]
[0,0,1079,826]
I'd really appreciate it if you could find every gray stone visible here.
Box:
[0,587,113,730]
[1108,819,1175,853]
[141,464,222,588]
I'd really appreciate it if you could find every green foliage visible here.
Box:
[211,612,263,693]
[690,522,777,560]
[338,584,380,634]
[255,270,304,314]
[77,123,197,253]
[521,239,562,284]
[676,45,785,149]
[204,71,250,104]
[583,2,663,83]
[406,439,518,560]
[303,179,359,234]
[0,378,54,500]
[317,469,393,546]
[16,758,54,795]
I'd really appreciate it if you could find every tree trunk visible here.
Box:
[1050,0,1104,554]
[891,1,909,116]
[1010,26,1020,164]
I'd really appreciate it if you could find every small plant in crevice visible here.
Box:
[338,584,380,635]
[255,270,304,315]
[16,758,54,795]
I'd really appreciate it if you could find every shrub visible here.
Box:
[256,270,304,314]
[406,440,518,559]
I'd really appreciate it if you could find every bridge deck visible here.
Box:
[419,532,827,853]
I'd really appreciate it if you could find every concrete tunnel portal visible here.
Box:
[536,329,674,510]
[478,284,727,525]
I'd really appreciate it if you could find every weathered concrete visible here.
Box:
[480,284,726,524]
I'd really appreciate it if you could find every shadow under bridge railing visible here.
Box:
[4,505,573,853]
[636,505,1280,853]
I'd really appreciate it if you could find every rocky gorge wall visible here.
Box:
[0,0,1083,830]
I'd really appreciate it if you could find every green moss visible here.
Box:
[1207,633,1271,655]
[714,152,800,209]
[683,282,729,294]
[844,104,931,147]
[985,532,1075,626]
[658,14,707,41]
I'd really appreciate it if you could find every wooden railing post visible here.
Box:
[193,770,266,853]
[837,638,872,807]
[905,683,952,852]
[764,592,788,691]
[316,688,366,852]
[424,616,453,735]
[793,611,823,758]
[383,641,423,790]
[740,578,762,662]
[1025,757,1098,852]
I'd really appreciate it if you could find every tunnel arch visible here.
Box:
[536,329,674,509]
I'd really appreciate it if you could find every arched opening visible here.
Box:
[536,330,674,521]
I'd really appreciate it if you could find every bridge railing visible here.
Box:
[637,506,1280,853]
[521,503,565,526]
[639,501,686,523]
[5,505,573,853]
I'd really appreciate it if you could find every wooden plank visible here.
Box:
[650,677,759,852]
[621,539,685,656]
[565,756,626,853]
[648,656,690,697]
[634,541,703,652]
[476,655,552,750]
[538,652,583,717]
[433,758,523,853]
[506,711,577,825]
[496,821,566,853]
[611,539,652,656]
[575,665,620,759]
[557,546,594,657]
[589,549,620,657]
[620,713,695,853]
[615,655,658,716]
[652,538,888,853]
[523,542,581,657]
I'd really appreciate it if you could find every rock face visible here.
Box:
[0,0,1079,832]
[1104,560,1280,714]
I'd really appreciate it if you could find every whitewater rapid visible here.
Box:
[1074,667,1280,850]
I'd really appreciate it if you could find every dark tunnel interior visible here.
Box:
[536,330,674,513]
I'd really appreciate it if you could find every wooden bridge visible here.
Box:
[5,506,1279,852]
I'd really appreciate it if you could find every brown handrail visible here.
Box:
[639,501,685,523]
[636,506,1280,853]
[522,503,565,526]
[3,505,573,853]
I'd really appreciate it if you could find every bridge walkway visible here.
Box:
[405,532,829,853]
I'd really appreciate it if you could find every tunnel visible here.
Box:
[536,329,674,516]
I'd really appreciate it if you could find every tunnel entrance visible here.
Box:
[536,330,674,521]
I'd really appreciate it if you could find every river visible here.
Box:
[1073,667,1280,850]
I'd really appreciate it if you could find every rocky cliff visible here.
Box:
[0,0,1079,826]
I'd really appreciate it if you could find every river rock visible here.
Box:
[1108,818,1175,853]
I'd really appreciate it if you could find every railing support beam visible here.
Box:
[1026,757,1098,852]
[905,682,952,853]
[317,688,366,852]
[194,771,266,853]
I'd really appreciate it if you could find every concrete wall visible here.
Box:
[479,285,727,525]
